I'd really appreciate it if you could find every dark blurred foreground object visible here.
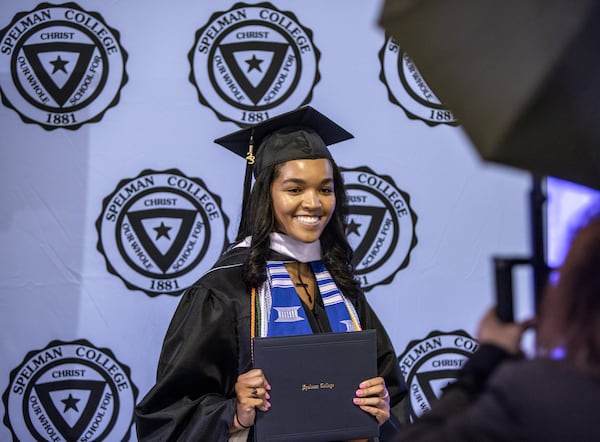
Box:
[380,0,600,317]
[379,0,600,191]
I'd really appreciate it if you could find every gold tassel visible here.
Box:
[245,133,255,165]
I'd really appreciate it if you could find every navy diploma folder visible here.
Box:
[252,330,378,441]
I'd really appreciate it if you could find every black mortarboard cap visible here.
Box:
[215,105,353,176]
[214,106,354,220]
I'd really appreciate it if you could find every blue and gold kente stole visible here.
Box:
[256,260,361,337]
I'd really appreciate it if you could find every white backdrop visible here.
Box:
[0,1,539,439]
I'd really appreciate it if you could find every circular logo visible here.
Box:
[398,330,478,421]
[341,166,417,291]
[96,169,230,297]
[378,35,457,126]
[2,340,138,441]
[188,2,320,126]
[0,3,128,130]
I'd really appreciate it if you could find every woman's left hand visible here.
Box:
[477,307,534,355]
[353,376,390,426]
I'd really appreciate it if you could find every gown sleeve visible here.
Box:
[353,292,411,437]
[134,280,251,442]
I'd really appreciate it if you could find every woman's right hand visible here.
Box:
[233,369,271,430]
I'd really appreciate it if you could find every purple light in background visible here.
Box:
[550,346,567,360]
[547,177,600,269]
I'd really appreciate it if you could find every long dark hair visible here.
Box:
[537,202,600,375]
[236,159,362,299]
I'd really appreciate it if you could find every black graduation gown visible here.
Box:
[135,246,408,441]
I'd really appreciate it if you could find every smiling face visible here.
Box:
[270,158,336,243]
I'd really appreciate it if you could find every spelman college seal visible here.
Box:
[2,340,137,442]
[96,169,229,297]
[341,166,417,291]
[379,35,457,127]
[0,3,127,130]
[188,2,320,126]
[398,330,478,421]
